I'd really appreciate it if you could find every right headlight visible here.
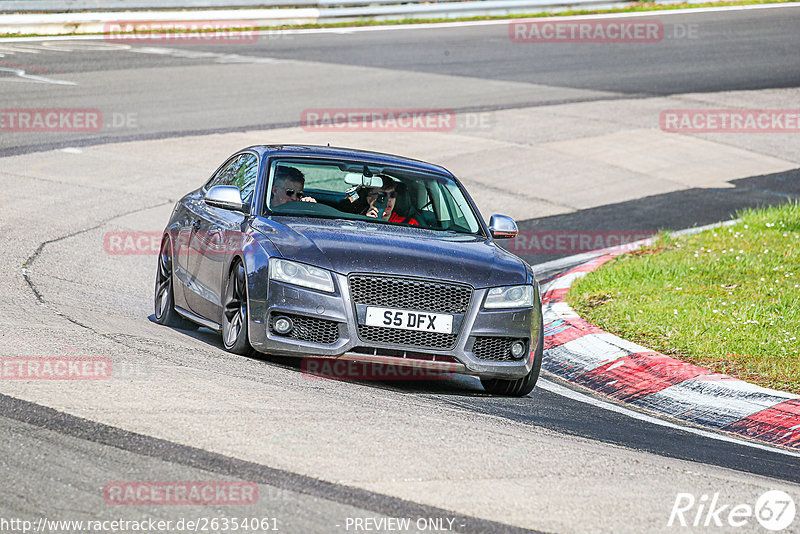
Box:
[483,285,534,309]
[269,258,335,293]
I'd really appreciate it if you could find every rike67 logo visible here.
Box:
[668,491,796,531]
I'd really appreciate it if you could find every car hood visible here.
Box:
[251,216,526,288]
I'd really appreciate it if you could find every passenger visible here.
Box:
[270,167,317,207]
[363,179,419,225]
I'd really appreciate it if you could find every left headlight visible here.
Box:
[483,285,534,309]
[269,258,335,293]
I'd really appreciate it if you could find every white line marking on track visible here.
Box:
[0,41,279,64]
[538,377,800,458]
[0,66,76,84]
[125,46,280,64]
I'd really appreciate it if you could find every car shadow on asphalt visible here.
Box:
[251,353,492,396]
[147,315,491,396]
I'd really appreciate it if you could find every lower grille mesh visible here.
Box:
[270,313,339,345]
[472,336,525,361]
[358,325,457,349]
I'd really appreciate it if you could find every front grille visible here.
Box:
[349,275,471,314]
[472,336,526,361]
[357,325,457,349]
[269,313,339,345]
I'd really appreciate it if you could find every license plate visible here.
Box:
[365,307,453,334]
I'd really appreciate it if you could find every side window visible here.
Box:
[442,182,479,233]
[206,153,259,203]
[205,155,240,190]
[230,154,259,202]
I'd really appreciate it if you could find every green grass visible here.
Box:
[568,202,800,394]
[1,0,797,39]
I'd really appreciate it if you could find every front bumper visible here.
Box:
[248,273,541,379]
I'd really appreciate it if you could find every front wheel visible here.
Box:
[222,260,252,356]
[480,317,544,397]
[154,237,197,329]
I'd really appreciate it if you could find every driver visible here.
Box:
[271,166,317,207]
[364,178,419,226]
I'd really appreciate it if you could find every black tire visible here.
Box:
[480,316,544,397]
[222,260,252,356]
[154,237,197,330]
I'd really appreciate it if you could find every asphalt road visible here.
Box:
[1,6,800,533]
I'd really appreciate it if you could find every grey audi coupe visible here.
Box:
[154,145,543,396]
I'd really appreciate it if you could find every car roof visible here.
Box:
[244,144,454,177]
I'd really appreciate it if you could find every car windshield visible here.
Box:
[265,158,483,235]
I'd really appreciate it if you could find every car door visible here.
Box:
[170,192,204,313]
[185,152,259,324]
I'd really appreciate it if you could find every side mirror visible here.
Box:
[488,214,518,239]
[205,185,248,212]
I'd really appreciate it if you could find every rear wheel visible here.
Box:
[222,260,252,355]
[154,237,197,329]
[480,317,544,397]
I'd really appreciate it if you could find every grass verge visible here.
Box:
[568,202,800,394]
[1,0,797,39]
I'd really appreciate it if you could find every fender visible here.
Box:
[238,227,281,349]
